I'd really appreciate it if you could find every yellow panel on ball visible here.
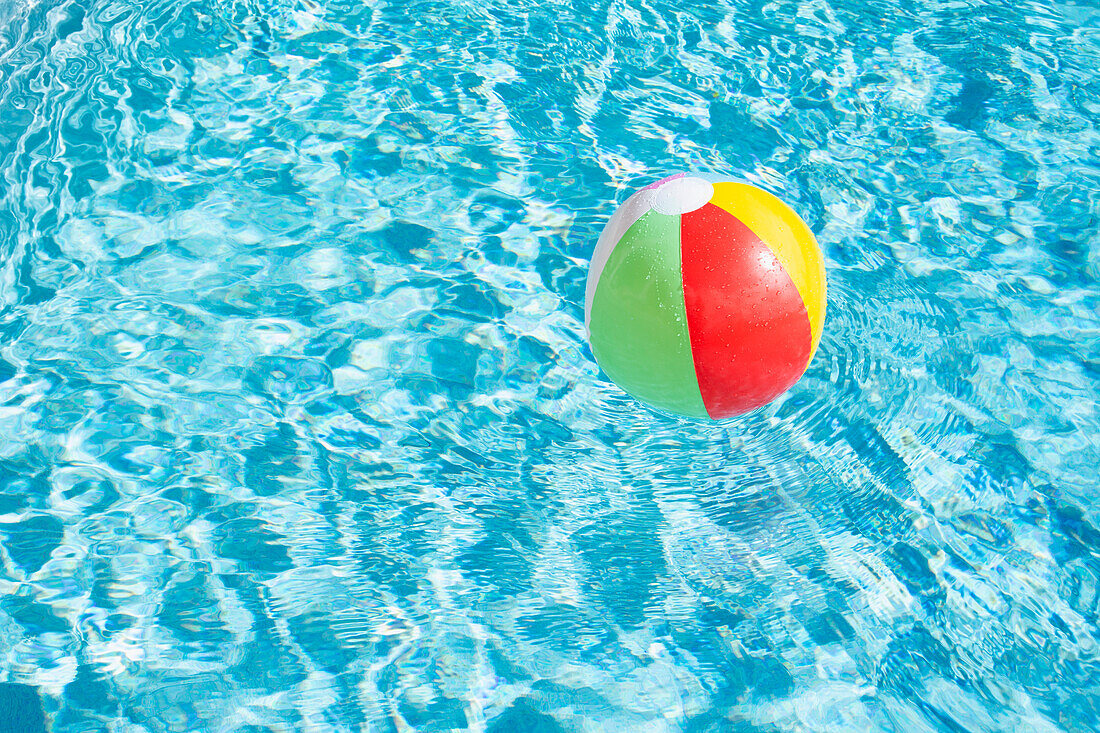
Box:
[708,182,827,362]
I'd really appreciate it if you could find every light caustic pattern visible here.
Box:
[0,0,1098,731]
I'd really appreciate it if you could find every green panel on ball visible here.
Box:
[588,211,707,418]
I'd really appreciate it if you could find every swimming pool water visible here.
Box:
[0,0,1098,730]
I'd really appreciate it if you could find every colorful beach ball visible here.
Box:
[584,174,827,420]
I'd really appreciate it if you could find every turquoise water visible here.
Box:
[0,0,1098,730]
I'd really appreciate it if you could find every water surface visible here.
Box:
[0,0,1098,730]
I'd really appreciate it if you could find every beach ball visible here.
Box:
[584,174,826,420]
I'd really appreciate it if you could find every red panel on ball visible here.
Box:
[680,204,812,418]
